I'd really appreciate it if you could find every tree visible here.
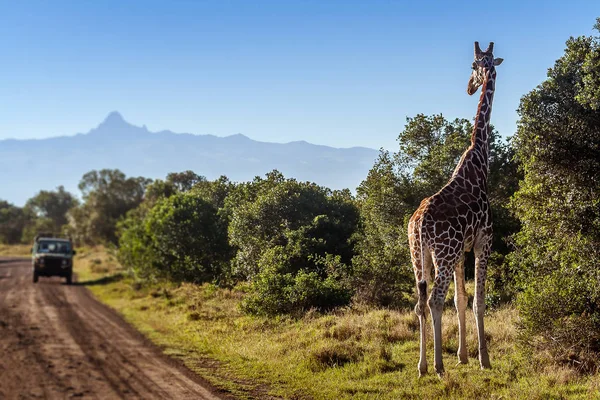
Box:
[510,20,600,369]
[144,192,231,283]
[227,171,359,315]
[0,200,27,244]
[24,186,78,234]
[117,174,237,283]
[228,171,358,279]
[143,179,178,206]
[353,114,520,307]
[352,151,415,307]
[69,169,151,244]
[166,170,205,192]
[190,175,233,211]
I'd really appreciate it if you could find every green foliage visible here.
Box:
[118,174,234,284]
[353,114,520,307]
[166,170,205,192]
[229,171,358,315]
[68,169,151,244]
[190,175,233,211]
[144,179,178,206]
[518,268,600,371]
[241,248,352,316]
[144,192,231,283]
[25,186,78,230]
[21,185,79,242]
[511,20,600,366]
[0,200,28,244]
[2,186,79,245]
[352,151,414,307]
[21,217,57,244]
[396,114,474,195]
[116,206,154,279]
[228,171,358,280]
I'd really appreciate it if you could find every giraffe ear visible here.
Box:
[494,58,504,66]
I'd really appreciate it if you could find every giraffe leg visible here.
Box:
[454,254,468,364]
[474,237,492,369]
[428,265,454,376]
[415,281,428,377]
[410,223,432,377]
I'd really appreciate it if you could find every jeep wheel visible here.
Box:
[33,272,39,283]
[66,273,72,285]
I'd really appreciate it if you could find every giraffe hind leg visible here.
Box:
[454,254,469,364]
[474,233,493,369]
[411,239,432,377]
[428,252,462,376]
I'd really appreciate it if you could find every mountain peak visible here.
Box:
[102,111,126,125]
[89,111,140,138]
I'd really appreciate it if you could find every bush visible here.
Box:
[116,207,155,280]
[118,191,232,283]
[228,173,358,280]
[241,247,352,316]
[145,193,231,283]
[518,270,600,372]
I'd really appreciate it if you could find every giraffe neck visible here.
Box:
[471,68,496,172]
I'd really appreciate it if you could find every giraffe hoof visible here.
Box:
[455,360,468,367]
[479,354,491,369]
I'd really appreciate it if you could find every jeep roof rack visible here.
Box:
[34,233,73,242]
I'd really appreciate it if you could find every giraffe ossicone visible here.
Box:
[408,41,503,377]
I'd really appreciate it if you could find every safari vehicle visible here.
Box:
[32,234,76,284]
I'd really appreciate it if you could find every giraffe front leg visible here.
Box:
[454,255,468,365]
[474,239,492,369]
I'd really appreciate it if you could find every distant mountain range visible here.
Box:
[0,112,379,205]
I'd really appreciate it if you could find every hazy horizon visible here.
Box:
[0,111,378,150]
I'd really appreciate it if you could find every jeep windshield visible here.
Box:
[37,240,71,254]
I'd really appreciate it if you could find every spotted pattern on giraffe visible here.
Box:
[408,41,503,377]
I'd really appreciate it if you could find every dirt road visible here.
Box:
[0,257,229,400]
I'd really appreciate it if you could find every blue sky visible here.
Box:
[0,1,598,150]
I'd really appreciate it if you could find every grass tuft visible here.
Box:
[307,341,364,371]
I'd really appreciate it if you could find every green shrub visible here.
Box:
[145,192,231,283]
[241,247,352,316]
[118,191,232,284]
[518,270,600,372]
[227,172,359,280]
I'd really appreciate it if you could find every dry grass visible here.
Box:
[75,246,124,278]
[0,243,31,257]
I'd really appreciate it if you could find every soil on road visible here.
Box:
[0,257,228,400]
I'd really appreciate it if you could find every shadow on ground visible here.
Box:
[75,273,124,286]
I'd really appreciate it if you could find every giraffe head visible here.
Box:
[467,42,503,95]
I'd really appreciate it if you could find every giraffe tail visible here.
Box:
[416,216,428,316]
[417,280,427,316]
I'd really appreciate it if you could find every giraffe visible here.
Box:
[408,41,503,376]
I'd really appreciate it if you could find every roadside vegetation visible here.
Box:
[75,246,600,399]
[1,17,599,399]
[0,243,31,257]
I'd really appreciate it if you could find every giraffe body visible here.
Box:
[408,42,503,376]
